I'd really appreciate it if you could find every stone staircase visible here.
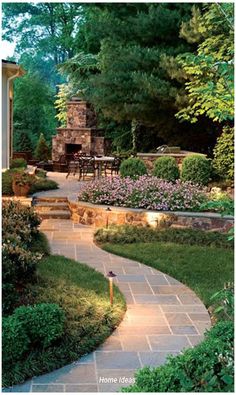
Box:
[33,197,71,220]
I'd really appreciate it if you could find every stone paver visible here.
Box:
[5,219,211,393]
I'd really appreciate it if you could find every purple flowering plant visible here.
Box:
[78,176,208,211]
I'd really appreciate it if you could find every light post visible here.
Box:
[107,271,116,306]
[105,207,112,228]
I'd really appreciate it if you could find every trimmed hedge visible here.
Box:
[120,157,147,179]
[95,225,233,249]
[13,303,65,348]
[3,303,65,366]
[153,156,179,181]
[10,158,27,169]
[123,320,234,392]
[181,154,212,185]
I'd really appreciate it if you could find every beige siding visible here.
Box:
[2,69,9,169]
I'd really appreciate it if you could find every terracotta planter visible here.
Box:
[12,181,31,197]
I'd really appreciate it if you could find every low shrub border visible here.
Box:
[122,320,234,392]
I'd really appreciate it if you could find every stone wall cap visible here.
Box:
[56,128,94,131]
[137,152,206,158]
[74,200,234,220]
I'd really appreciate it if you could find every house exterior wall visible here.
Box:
[2,69,9,170]
[2,61,25,170]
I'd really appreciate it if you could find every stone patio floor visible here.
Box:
[6,219,211,393]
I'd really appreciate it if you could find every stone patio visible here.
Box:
[5,219,211,393]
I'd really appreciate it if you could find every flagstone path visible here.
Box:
[6,219,211,393]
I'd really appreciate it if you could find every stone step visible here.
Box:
[34,202,69,211]
[33,197,68,203]
[35,210,71,219]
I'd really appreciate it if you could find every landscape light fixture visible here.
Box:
[105,207,112,228]
[107,271,116,306]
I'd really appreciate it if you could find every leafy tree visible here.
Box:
[54,84,71,127]
[60,3,199,152]
[175,3,234,123]
[213,127,234,181]
[2,2,83,65]
[13,71,56,150]
[13,130,32,152]
[34,133,50,161]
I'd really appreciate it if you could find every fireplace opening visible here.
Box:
[65,144,82,155]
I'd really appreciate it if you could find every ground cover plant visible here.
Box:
[2,201,126,387]
[78,176,207,211]
[96,226,234,307]
[3,255,126,387]
[122,320,234,392]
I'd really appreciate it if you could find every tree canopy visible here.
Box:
[3,2,233,156]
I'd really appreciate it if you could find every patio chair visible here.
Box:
[80,157,98,180]
[104,157,121,176]
[53,155,68,172]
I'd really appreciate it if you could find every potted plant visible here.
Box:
[12,172,34,196]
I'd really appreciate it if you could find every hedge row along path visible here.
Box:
[7,218,211,393]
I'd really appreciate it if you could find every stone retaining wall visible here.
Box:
[69,201,234,232]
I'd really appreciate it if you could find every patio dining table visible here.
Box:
[68,156,115,178]
[93,156,115,177]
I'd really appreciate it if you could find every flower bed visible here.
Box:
[78,176,207,211]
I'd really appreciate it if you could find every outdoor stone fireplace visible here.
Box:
[52,98,105,161]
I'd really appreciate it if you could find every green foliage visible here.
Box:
[10,158,27,169]
[13,130,33,152]
[2,170,15,195]
[2,316,30,365]
[2,171,58,196]
[2,255,126,387]
[2,244,41,289]
[123,320,234,392]
[176,4,234,123]
[103,242,233,307]
[153,156,179,181]
[13,72,57,151]
[30,178,58,194]
[181,154,211,185]
[213,127,234,181]
[201,199,234,217]
[30,232,51,256]
[2,201,41,315]
[54,84,71,127]
[3,303,65,368]
[13,303,65,348]
[34,133,50,161]
[120,158,147,179]
[210,283,234,322]
[13,172,34,187]
[2,200,40,247]
[95,225,233,250]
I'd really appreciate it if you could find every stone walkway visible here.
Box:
[6,219,211,393]
[33,172,86,202]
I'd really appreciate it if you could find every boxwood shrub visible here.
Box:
[13,303,65,348]
[3,304,65,367]
[153,156,179,181]
[123,320,234,393]
[94,225,233,249]
[181,154,212,185]
[120,157,147,179]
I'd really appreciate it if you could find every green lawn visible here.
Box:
[3,254,126,387]
[102,242,233,307]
